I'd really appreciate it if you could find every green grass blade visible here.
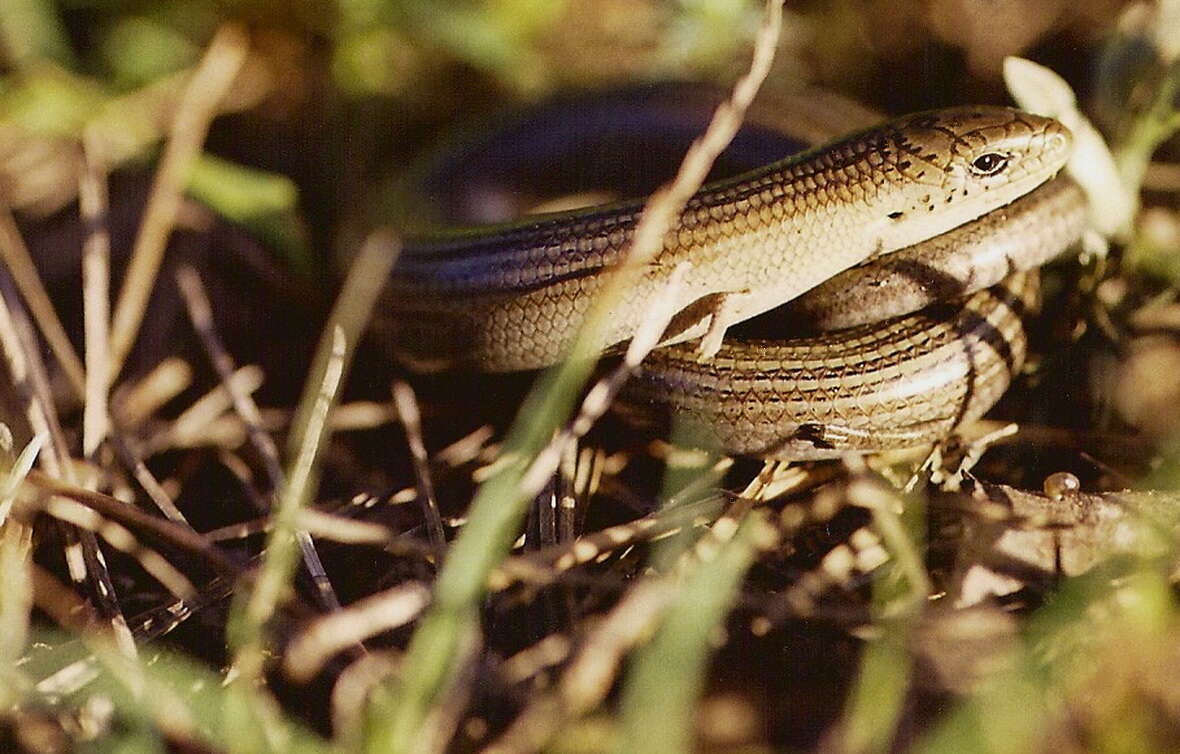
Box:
[615,512,774,754]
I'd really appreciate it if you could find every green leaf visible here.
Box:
[0,0,74,69]
[100,16,200,89]
[186,154,311,272]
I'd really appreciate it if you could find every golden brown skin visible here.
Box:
[382,106,1072,372]
[785,176,1085,330]
[627,272,1038,459]
[380,98,1084,458]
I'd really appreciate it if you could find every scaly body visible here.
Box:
[623,173,1087,458]
[384,106,1072,373]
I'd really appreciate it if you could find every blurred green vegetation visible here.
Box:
[0,0,765,270]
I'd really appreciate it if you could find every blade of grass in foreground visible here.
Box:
[364,2,786,750]
[229,232,400,682]
[615,512,775,754]
[23,628,328,753]
[836,469,928,754]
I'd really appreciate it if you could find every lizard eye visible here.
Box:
[970,152,1010,176]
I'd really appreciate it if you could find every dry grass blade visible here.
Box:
[0,271,135,657]
[694,461,784,548]
[497,635,572,687]
[40,496,197,600]
[0,279,69,479]
[491,580,677,751]
[284,582,432,682]
[617,513,777,754]
[846,458,932,608]
[317,400,397,431]
[510,495,727,582]
[393,381,445,550]
[332,652,402,740]
[3,2,1176,751]
[127,577,236,644]
[0,204,85,394]
[0,432,43,526]
[176,264,340,611]
[29,566,105,640]
[79,130,111,458]
[26,470,243,579]
[518,261,690,499]
[230,229,400,684]
[435,426,495,468]
[286,230,401,460]
[232,325,346,683]
[106,431,188,524]
[75,136,187,583]
[0,522,33,704]
[490,475,794,750]
[144,365,262,453]
[175,266,280,477]
[107,23,249,382]
[112,357,193,427]
[606,0,784,278]
[226,231,399,661]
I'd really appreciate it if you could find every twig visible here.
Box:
[107,23,249,382]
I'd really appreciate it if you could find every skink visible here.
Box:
[381,94,1084,457]
[631,271,1041,460]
